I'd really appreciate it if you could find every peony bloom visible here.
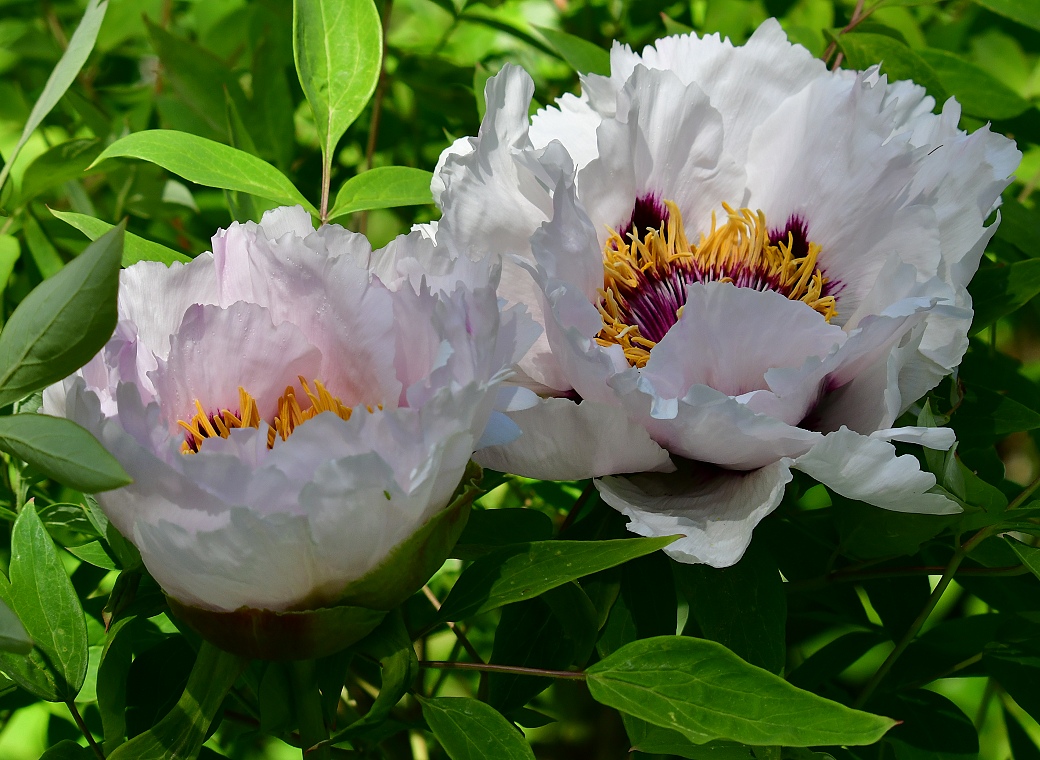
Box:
[431,20,1021,566]
[43,206,533,652]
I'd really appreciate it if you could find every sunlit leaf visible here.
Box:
[328,166,434,220]
[49,209,190,266]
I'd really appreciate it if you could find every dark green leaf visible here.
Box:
[951,384,1040,441]
[586,636,896,746]
[1006,709,1040,760]
[328,167,435,220]
[674,542,786,673]
[535,26,610,75]
[835,497,955,560]
[97,615,137,755]
[0,223,123,406]
[50,209,190,266]
[108,642,245,760]
[968,259,1040,335]
[992,198,1040,261]
[19,138,104,203]
[0,0,108,193]
[437,535,677,623]
[0,503,88,701]
[293,0,382,168]
[40,741,94,760]
[787,631,886,691]
[419,696,535,760]
[0,598,31,655]
[838,33,946,102]
[453,508,554,559]
[91,131,316,214]
[0,414,130,492]
[22,211,64,279]
[624,715,754,760]
[918,49,1030,119]
[868,690,977,760]
[971,0,1040,30]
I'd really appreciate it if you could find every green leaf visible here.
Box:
[66,539,119,570]
[585,636,896,746]
[968,259,1040,335]
[453,508,554,559]
[419,696,536,760]
[951,384,1040,441]
[535,26,611,75]
[0,223,122,407]
[0,236,19,300]
[0,0,108,194]
[96,615,137,754]
[918,49,1030,120]
[108,641,245,760]
[293,0,382,168]
[39,741,95,760]
[624,716,754,760]
[674,542,786,673]
[971,0,1040,31]
[837,33,946,102]
[328,167,435,220]
[49,209,190,266]
[0,503,88,701]
[0,414,130,492]
[91,130,317,214]
[868,690,977,760]
[1007,536,1040,581]
[19,138,105,204]
[22,212,64,279]
[0,598,31,655]
[437,535,677,623]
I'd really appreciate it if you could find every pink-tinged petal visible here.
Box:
[596,460,793,567]
[643,283,845,420]
[577,66,745,244]
[610,375,822,470]
[473,396,673,481]
[792,427,959,515]
[150,301,323,432]
[118,254,219,360]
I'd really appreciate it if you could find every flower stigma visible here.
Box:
[597,200,837,367]
[178,377,364,454]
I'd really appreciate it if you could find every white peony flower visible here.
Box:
[43,206,533,628]
[431,20,1021,567]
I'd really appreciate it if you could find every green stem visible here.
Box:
[853,528,993,708]
[418,660,586,680]
[290,660,331,760]
[66,699,104,760]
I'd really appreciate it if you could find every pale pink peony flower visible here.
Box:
[431,20,1021,566]
[43,206,534,615]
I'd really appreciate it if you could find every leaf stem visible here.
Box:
[1009,469,1040,510]
[290,659,331,760]
[319,155,331,226]
[66,699,104,760]
[358,0,394,236]
[418,660,587,680]
[853,527,993,708]
[422,585,484,664]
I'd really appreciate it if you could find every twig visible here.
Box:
[422,585,484,664]
[66,700,104,760]
[558,481,596,535]
[853,527,994,708]
[419,660,586,680]
[823,0,869,68]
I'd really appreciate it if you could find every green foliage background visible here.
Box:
[1,0,1040,758]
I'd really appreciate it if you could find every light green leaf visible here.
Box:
[293,0,382,168]
[50,208,189,266]
[19,138,105,204]
[419,696,536,760]
[437,536,677,623]
[21,212,63,279]
[39,741,94,760]
[66,540,119,570]
[0,503,88,701]
[1007,537,1040,581]
[536,26,611,75]
[838,33,946,102]
[0,414,130,492]
[971,0,1040,31]
[586,636,896,746]
[0,598,31,655]
[91,130,317,214]
[968,259,1040,335]
[0,235,20,299]
[108,642,245,760]
[0,0,108,194]
[918,48,1031,120]
[0,223,123,407]
[328,166,434,220]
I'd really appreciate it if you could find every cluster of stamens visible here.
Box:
[597,200,837,367]
[178,377,371,454]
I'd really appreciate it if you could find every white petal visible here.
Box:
[596,460,793,567]
[473,396,673,480]
[792,426,960,514]
[871,426,956,450]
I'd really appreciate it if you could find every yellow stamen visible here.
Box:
[596,201,837,368]
[178,378,371,454]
